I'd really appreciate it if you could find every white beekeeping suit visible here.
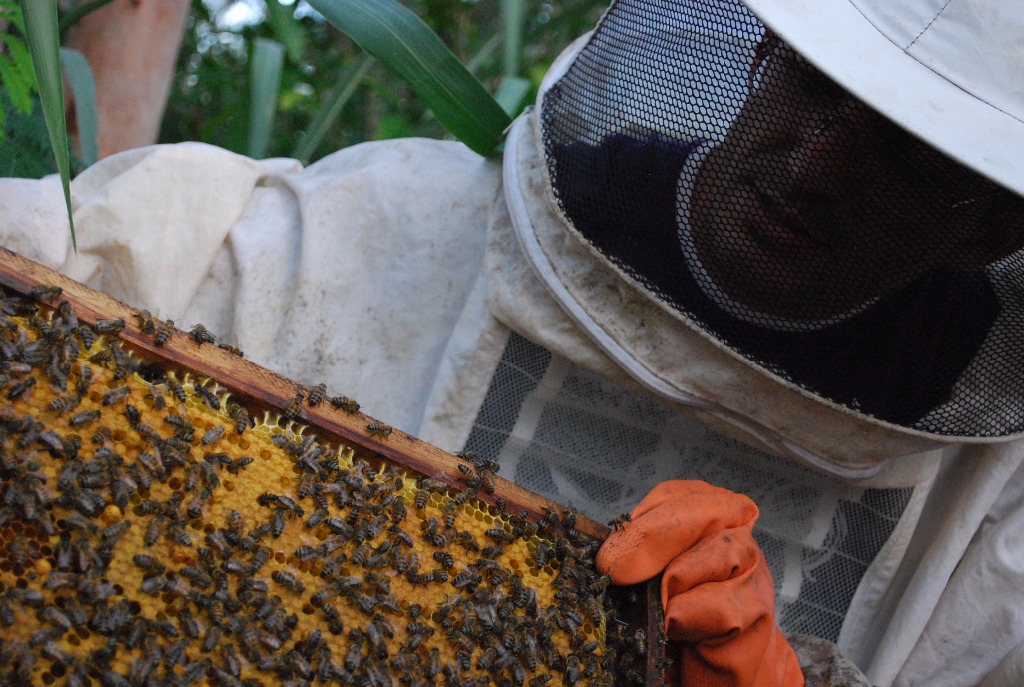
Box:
[3,0,1024,685]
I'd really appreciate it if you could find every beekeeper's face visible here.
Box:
[690,37,1024,320]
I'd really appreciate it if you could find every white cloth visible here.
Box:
[2,134,1024,687]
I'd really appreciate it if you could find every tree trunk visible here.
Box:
[65,0,190,159]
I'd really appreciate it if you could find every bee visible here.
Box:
[484,527,515,543]
[315,604,342,635]
[100,385,131,406]
[226,401,253,435]
[177,607,202,639]
[201,425,225,445]
[7,376,35,401]
[189,323,217,345]
[87,349,112,365]
[221,644,242,678]
[330,395,360,413]
[367,421,392,440]
[140,575,170,595]
[166,377,187,403]
[535,542,553,567]
[453,650,472,672]
[202,626,223,653]
[69,408,101,427]
[432,551,455,569]
[271,508,287,537]
[307,383,327,407]
[217,342,244,357]
[36,429,65,454]
[306,508,329,529]
[390,652,420,671]
[187,487,213,519]
[295,545,320,562]
[337,633,363,673]
[271,570,305,595]
[94,318,126,334]
[136,450,164,478]
[122,402,141,429]
[76,325,98,349]
[624,669,645,685]
[194,383,221,409]
[30,284,62,301]
[230,455,254,473]
[450,531,478,554]
[423,648,442,678]
[168,523,193,546]
[134,309,157,335]
[282,392,305,421]
[142,384,167,411]
[452,572,480,589]
[351,542,373,566]
[152,318,175,346]
[144,516,167,546]
[100,520,131,545]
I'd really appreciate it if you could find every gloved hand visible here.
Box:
[597,480,804,687]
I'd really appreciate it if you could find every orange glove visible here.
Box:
[597,481,804,687]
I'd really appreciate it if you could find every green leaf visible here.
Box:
[60,47,98,168]
[20,0,76,251]
[501,0,525,78]
[0,53,32,115]
[0,30,35,113]
[248,37,285,159]
[1,0,25,33]
[305,0,511,157]
[264,0,306,64]
[293,54,374,165]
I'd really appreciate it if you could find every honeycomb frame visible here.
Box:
[0,249,663,687]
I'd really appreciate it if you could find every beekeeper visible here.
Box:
[3,0,1024,685]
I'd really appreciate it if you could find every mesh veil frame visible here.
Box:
[536,0,1024,438]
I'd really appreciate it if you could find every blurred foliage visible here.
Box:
[0,0,49,177]
[159,0,604,163]
[1,0,88,179]
[0,0,34,139]
[0,0,603,177]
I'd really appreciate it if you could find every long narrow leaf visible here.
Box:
[293,54,374,165]
[264,0,306,64]
[306,0,510,157]
[248,38,285,160]
[501,0,525,78]
[20,0,75,251]
[59,48,98,168]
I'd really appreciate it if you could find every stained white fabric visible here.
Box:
[1,132,1024,686]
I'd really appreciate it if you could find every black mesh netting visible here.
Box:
[539,0,1024,436]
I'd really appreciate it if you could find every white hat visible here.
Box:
[743,0,1024,197]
